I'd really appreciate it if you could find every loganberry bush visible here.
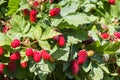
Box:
[0,0,120,80]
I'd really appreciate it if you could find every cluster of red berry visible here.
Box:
[71,50,88,75]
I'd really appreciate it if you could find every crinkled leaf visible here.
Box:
[41,28,61,40]
[0,33,11,46]
[64,13,97,26]
[7,0,20,15]
[38,40,51,50]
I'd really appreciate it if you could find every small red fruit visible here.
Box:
[30,9,37,22]
[77,50,87,64]
[8,61,16,72]
[33,1,39,7]
[2,25,9,34]
[53,35,60,41]
[33,51,41,63]
[49,8,60,17]
[41,50,51,60]
[22,9,29,16]
[101,33,109,39]
[0,63,5,74]
[57,35,66,47]
[71,60,79,75]
[11,39,20,48]
[108,0,116,5]
[0,46,4,56]
[26,48,34,57]
[10,52,20,61]
[114,32,120,39]
[20,61,27,68]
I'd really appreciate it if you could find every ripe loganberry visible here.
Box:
[71,60,79,75]
[53,35,60,41]
[30,9,37,22]
[20,61,27,68]
[33,1,39,7]
[50,0,53,3]
[57,35,66,47]
[8,61,16,72]
[2,25,9,34]
[33,51,41,63]
[41,50,51,60]
[22,9,29,16]
[3,77,10,80]
[108,0,116,5]
[49,8,60,17]
[11,39,20,48]
[0,63,5,74]
[114,32,120,39]
[101,33,109,39]
[77,50,87,64]
[26,48,34,57]
[10,52,20,61]
[0,46,4,56]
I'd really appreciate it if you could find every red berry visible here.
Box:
[20,61,27,68]
[33,1,39,7]
[10,52,20,61]
[114,32,120,39]
[8,61,16,72]
[11,39,20,48]
[71,60,79,75]
[41,50,51,60]
[53,35,60,41]
[57,35,66,47]
[108,0,116,5]
[77,50,87,64]
[2,25,9,34]
[49,8,60,17]
[101,33,109,39]
[22,9,29,16]
[30,9,37,22]
[26,48,34,57]
[33,51,41,63]
[3,77,10,80]
[50,0,53,3]
[0,63,5,74]
[0,46,4,56]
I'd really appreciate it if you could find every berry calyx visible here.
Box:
[49,8,60,17]
[33,51,41,63]
[41,50,51,60]
[10,52,20,61]
[0,46,4,56]
[20,61,27,68]
[26,48,34,57]
[0,63,5,74]
[11,39,20,48]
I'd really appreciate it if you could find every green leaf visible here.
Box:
[82,61,92,72]
[60,2,79,17]
[104,42,120,54]
[33,25,42,40]
[51,18,63,27]
[41,28,61,40]
[10,15,30,33]
[51,45,69,61]
[0,33,11,46]
[99,64,110,74]
[92,67,103,80]
[38,40,51,50]
[89,26,100,42]
[116,59,120,66]
[64,13,97,26]
[7,0,20,15]
[0,0,6,5]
